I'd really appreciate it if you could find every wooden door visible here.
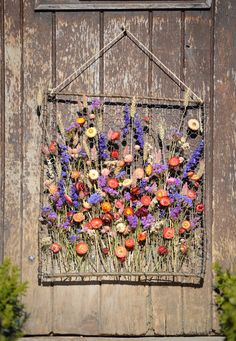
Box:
[1,0,236,336]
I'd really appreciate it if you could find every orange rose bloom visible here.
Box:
[48,141,57,153]
[107,178,119,189]
[141,195,152,206]
[90,217,103,229]
[73,212,85,223]
[160,196,171,207]
[71,170,80,180]
[163,227,174,239]
[101,202,112,213]
[168,156,180,167]
[138,232,147,242]
[125,238,135,251]
[75,242,89,256]
[181,220,191,231]
[115,246,127,259]
[124,207,134,217]
[156,189,168,201]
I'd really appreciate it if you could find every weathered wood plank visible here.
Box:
[99,12,150,335]
[52,12,101,335]
[35,0,213,11]
[0,0,5,263]
[21,1,53,334]
[182,10,212,335]
[212,0,236,332]
[151,10,183,336]
[100,284,148,335]
[3,0,22,266]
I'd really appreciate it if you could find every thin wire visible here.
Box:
[126,29,203,103]
[49,28,203,104]
[50,30,125,94]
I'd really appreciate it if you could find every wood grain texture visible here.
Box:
[21,1,53,334]
[0,0,5,263]
[151,11,183,336]
[34,0,213,11]
[213,0,236,269]
[3,0,22,266]
[99,12,150,336]
[182,10,212,335]
[100,284,148,335]
[52,12,101,335]
[212,0,236,332]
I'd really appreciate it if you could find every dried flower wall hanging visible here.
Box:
[39,93,206,284]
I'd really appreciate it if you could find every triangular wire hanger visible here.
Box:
[49,27,203,104]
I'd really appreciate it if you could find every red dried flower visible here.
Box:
[196,203,204,212]
[157,245,168,255]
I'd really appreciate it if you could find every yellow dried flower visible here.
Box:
[188,118,200,131]
[85,127,97,138]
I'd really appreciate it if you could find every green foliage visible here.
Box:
[0,258,28,341]
[214,263,236,340]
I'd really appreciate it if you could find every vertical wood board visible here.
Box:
[99,12,150,336]
[182,9,212,335]
[151,10,183,336]
[52,12,101,335]
[21,1,53,334]
[3,0,22,266]
[212,0,236,332]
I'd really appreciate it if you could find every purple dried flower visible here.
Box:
[122,104,131,137]
[68,235,77,242]
[58,144,70,177]
[41,206,51,216]
[98,133,108,159]
[98,176,106,188]
[124,192,131,201]
[48,211,57,221]
[170,192,193,207]
[70,184,79,209]
[127,215,139,229]
[61,218,71,230]
[166,177,182,187]
[87,192,102,205]
[141,213,155,229]
[65,122,80,132]
[103,187,118,196]
[170,205,182,220]
[134,113,144,148]
[153,163,168,174]
[183,140,204,177]
[91,97,101,110]
[115,171,126,179]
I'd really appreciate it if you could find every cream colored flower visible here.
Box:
[116,222,126,233]
[85,127,97,138]
[133,167,144,179]
[83,201,92,209]
[122,179,133,187]
[88,169,99,180]
[188,118,200,131]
